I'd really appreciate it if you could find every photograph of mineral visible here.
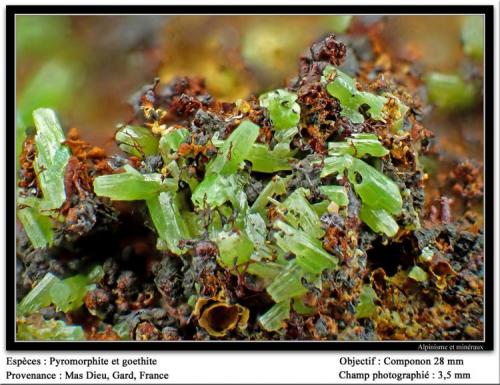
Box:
[14,13,486,343]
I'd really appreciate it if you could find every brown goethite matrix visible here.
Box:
[16,33,484,341]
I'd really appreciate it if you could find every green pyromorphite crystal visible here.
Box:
[213,231,254,267]
[205,120,260,176]
[318,185,349,207]
[246,142,293,173]
[259,89,301,130]
[116,125,159,158]
[321,154,354,178]
[280,188,324,239]
[191,120,258,208]
[244,212,272,259]
[292,296,316,316]
[147,191,190,255]
[355,285,378,319]
[17,318,85,341]
[94,164,176,201]
[17,196,54,249]
[328,133,389,158]
[250,175,290,215]
[266,260,308,303]
[359,204,399,237]
[32,108,71,210]
[50,265,104,313]
[17,266,104,315]
[246,261,282,281]
[50,276,90,313]
[273,220,337,275]
[17,273,59,316]
[425,73,476,111]
[408,265,429,282]
[159,128,190,160]
[322,154,402,215]
[322,135,402,236]
[259,300,291,332]
[323,66,387,124]
[191,173,242,208]
[419,246,434,263]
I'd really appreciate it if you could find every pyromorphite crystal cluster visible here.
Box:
[17,108,71,248]
[90,49,407,331]
[16,266,104,340]
[17,34,443,340]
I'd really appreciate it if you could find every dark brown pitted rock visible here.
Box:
[310,34,347,66]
